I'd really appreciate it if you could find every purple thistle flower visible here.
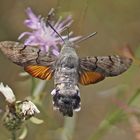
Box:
[18,7,81,56]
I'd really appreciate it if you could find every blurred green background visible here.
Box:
[0,0,140,140]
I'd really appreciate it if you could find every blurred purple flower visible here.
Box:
[18,7,81,56]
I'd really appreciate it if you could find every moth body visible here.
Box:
[52,41,81,117]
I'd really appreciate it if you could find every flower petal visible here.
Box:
[26,7,38,21]
[0,83,16,104]
[18,32,31,40]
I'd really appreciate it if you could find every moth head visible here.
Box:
[51,88,81,117]
[63,40,74,47]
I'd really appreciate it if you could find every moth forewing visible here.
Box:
[94,55,133,76]
[0,41,36,66]
[0,41,57,67]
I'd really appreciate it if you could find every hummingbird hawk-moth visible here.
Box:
[0,39,132,117]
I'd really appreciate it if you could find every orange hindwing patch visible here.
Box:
[79,71,105,85]
[25,65,54,80]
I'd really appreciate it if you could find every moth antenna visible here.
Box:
[46,20,65,43]
[75,32,97,44]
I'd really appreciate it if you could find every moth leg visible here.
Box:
[20,45,27,52]
[35,49,41,64]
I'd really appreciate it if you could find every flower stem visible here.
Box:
[32,80,46,97]
[11,130,16,140]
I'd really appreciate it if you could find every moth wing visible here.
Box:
[79,71,105,85]
[0,41,57,66]
[24,65,54,80]
[0,41,57,80]
[79,55,132,85]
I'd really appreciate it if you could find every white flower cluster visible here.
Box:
[0,82,40,117]
[21,100,40,116]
